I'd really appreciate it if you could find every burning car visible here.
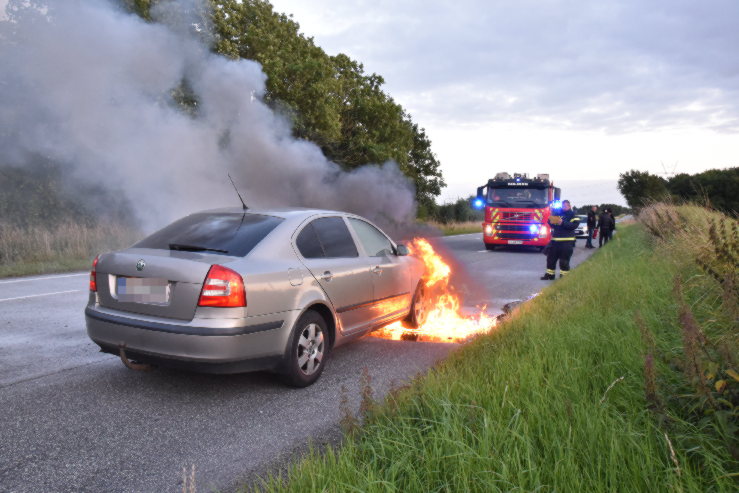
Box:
[85,208,426,387]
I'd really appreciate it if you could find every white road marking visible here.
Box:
[0,290,83,303]
[0,273,87,284]
[476,250,490,253]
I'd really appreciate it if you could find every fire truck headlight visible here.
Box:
[473,198,485,209]
[538,225,549,238]
[483,224,494,236]
[529,224,539,233]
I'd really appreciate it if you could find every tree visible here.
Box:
[667,168,738,214]
[617,170,669,210]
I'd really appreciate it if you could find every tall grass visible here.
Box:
[0,221,140,277]
[254,205,737,492]
[427,220,481,236]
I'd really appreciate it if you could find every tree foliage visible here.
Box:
[425,196,484,224]
[618,168,738,214]
[617,170,670,210]
[666,168,738,214]
[575,204,632,216]
[122,0,445,208]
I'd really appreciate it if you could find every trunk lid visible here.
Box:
[95,248,236,320]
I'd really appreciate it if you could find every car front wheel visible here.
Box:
[281,311,328,387]
[404,282,429,329]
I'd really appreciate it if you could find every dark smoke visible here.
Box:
[0,0,418,235]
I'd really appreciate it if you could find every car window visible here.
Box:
[297,217,358,258]
[348,218,394,257]
[133,213,283,257]
[295,223,324,259]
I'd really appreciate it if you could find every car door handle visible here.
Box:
[319,271,333,282]
[371,266,382,275]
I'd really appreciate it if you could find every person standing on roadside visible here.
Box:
[585,205,597,249]
[541,200,580,280]
[597,208,614,246]
[608,208,616,238]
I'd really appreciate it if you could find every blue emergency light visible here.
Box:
[550,200,562,210]
[473,198,485,209]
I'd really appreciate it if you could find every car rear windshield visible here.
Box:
[133,213,283,257]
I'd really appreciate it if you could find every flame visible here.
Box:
[371,238,496,343]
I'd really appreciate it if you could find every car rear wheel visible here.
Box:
[281,310,328,387]
[404,282,429,329]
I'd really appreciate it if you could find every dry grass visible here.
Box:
[0,221,140,277]
[639,203,738,461]
[426,220,481,236]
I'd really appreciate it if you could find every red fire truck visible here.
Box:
[473,172,561,250]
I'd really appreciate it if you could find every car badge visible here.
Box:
[136,259,146,271]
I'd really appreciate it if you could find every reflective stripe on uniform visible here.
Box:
[552,237,575,241]
[546,269,555,275]
[561,270,569,275]
[570,217,580,222]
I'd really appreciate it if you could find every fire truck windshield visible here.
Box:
[487,188,548,207]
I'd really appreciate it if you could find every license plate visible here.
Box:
[507,240,523,245]
[116,276,170,305]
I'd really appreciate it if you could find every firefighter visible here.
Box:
[541,200,580,280]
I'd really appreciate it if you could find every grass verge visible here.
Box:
[0,222,140,278]
[428,220,482,236]
[256,205,737,492]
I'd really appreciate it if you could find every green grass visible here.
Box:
[256,212,737,492]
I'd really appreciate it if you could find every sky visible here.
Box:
[268,0,739,205]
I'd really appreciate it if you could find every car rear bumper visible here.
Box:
[85,305,295,373]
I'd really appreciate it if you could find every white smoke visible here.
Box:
[0,0,417,234]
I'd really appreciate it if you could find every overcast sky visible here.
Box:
[269,0,738,204]
[3,0,736,206]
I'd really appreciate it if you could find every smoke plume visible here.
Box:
[0,0,418,235]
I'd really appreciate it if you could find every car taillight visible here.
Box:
[198,264,246,307]
[89,255,99,292]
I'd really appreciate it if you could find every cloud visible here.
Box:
[272,0,739,133]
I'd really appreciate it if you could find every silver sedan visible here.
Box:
[85,208,427,386]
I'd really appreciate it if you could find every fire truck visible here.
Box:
[473,172,561,250]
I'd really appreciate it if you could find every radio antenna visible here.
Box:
[228,173,248,211]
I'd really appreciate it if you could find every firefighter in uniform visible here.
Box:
[541,200,580,280]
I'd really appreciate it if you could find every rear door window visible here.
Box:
[295,223,324,259]
[133,213,283,257]
[296,217,358,258]
[348,218,394,257]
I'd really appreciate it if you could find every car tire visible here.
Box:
[485,243,496,251]
[280,310,328,387]
[403,282,429,329]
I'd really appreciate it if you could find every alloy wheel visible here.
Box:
[296,323,324,376]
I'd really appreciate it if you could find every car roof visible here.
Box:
[200,207,348,220]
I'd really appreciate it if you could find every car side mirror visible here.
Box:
[395,244,409,256]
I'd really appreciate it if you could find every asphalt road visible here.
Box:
[0,235,596,492]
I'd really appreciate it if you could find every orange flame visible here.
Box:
[371,238,496,343]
